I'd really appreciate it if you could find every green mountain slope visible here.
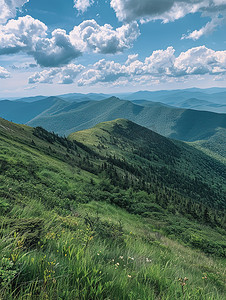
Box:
[1,95,225,161]
[26,97,226,144]
[69,119,226,209]
[1,95,225,147]
[0,97,68,124]
[0,117,226,299]
[191,128,226,163]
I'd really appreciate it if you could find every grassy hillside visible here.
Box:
[0,117,226,299]
[69,119,226,209]
[1,96,225,162]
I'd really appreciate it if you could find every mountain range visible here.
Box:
[1,94,225,161]
[0,96,225,139]
[1,88,226,112]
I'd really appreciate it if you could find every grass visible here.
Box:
[0,117,226,299]
[0,201,225,299]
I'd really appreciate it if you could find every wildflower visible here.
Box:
[178,277,188,294]
[128,275,132,278]
[146,258,151,263]
[119,256,123,259]
[65,254,67,256]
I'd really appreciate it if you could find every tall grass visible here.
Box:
[0,201,225,299]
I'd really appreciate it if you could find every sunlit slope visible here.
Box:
[28,97,226,143]
[69,119,226,210]
[0,117,226,299]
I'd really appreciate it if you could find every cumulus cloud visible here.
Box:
[78,59,128,85]
[28,64,85,84]
[0,15,48,55]
[110,0,226,39]
[78,46,226,86]
[174,46,226,76]
[33,28,83,67]
[0,16,139,67]
[70,20,140,54]
[0,66,10,78]
[74,0,93,13]
[0,16,82,67]
[0,0,29,24]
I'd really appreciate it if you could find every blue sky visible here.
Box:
[0,0,226,97]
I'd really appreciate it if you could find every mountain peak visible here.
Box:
[103,96,121,102]
[69,118,180,160]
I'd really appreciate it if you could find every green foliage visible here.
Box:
[0,257,19,288]
[0,117,225,299]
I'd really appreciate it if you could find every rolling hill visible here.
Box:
[125,89,226,104]
[0,96,68,124]
[4,88,226,113]
[69,118,226,209]
[1,96,225,161]
[0,117,226,299]
[125,89,226,113]
[132,98,226,113]
[26,96,226,143]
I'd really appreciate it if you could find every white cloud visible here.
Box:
[0,0,29,24]
[28,64,85,84]
[0,15,48,55]
[74,0,93,13]
[78,46,226,86]
[0,16,140,67]
[174,46,226,76]
[110,0,226,39]
[0,66,10,78]
[78,59,128,85]
[70,19,140,54]
[181,16,223,40]
[33,28,83,67]
[110,0,226,22]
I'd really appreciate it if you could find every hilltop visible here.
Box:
[0,117,226,299]
[25,97,226,142]
[1,95,226,162]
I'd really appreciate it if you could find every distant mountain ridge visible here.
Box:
[1,88,226,113]
[1,96,225,143]
[0,96,67,124]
